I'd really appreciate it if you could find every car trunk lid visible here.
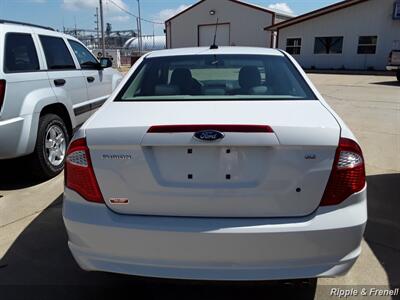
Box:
[85,100,340,218]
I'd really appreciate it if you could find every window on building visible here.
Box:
[4,33,39,73]
[314,37,343,54]
[394,0,400,19]
[357,36,378,54]
[286,38,302,55]
[39,36,76,70]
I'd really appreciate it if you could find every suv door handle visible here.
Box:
[54,79,66,86]
[87,76,95,83]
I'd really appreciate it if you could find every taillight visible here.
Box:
[65,138,104,203]
[0,80,5,112]
[320,138,366,206]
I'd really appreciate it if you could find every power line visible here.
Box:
[107,0,164,25]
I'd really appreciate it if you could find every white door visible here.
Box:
[198,24,230,47]
[38,34,88,124]
[67,39,113,106]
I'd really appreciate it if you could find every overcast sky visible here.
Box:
[0,0,339,35]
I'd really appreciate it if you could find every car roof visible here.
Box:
[32,26,79,41]
[146,47,284,58]
[0,21,79,42]
[0,19,54,31]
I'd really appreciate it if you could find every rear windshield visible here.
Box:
[118,54,317,101]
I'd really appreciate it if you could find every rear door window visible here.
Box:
[4,33,40,73]
[39,35,76,70]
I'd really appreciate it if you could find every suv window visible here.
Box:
[39,35,76,70]
[68,40,98,69]
[118,55,317,101]
[4,33,40,73]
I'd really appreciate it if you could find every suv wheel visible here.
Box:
[30,114,69,179]
[397,70,400,82]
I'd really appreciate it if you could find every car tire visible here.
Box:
[30,114,69,179]
[396,70,400,82]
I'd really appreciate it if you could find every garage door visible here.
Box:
[198,24,230,47]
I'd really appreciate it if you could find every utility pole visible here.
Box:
[99,0,105,56]
[152,23,155,48]
[135,18,139,55]
[137,0,142,55]
[95,7,100,48]
[74,16,77,37]
[136,18,141,55]
[62,15,65,33]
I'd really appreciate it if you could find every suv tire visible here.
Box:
[30,114,69,179]
[397,70,400,82]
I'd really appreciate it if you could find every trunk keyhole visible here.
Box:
[188,174,193,179]
[226,174,231,180]
[226,149,231,154]
[296,187,301,192]
[187,149,192,154]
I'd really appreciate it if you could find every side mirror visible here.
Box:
[99,57,112,69]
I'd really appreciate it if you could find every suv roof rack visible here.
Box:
[0,19,55,31]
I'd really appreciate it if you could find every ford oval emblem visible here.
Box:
[194,130,225,142]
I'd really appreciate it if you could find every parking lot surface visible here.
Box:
[0,73,399,299]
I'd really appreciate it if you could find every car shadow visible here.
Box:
[371,81,400,87]
[364,173,400,289]
[2,174,400,298]
[0,157,48,190]
[0,195,317,300]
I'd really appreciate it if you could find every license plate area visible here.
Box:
[145,146,271,188]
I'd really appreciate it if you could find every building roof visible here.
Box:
[165,0,294,24]
[265,0,369,31]
[146,46,283,58]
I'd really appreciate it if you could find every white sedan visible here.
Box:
[63,47,367,281]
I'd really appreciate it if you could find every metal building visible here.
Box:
[165,0,293,49]
[266,0,400,70]
[123,35,166,52]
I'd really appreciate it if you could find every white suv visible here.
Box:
[0,20,123,178]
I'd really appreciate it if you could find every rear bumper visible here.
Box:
[0,114,38,159]
[63,187,367,281]
[0,116,27,159]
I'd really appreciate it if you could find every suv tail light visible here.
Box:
[320,138,366,206]
[65,138,104,203]
[0,80,5,112]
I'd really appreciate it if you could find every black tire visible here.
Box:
[30,114,69,179]
[396,70,400,82]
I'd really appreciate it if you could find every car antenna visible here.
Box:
[210,18,219,49]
